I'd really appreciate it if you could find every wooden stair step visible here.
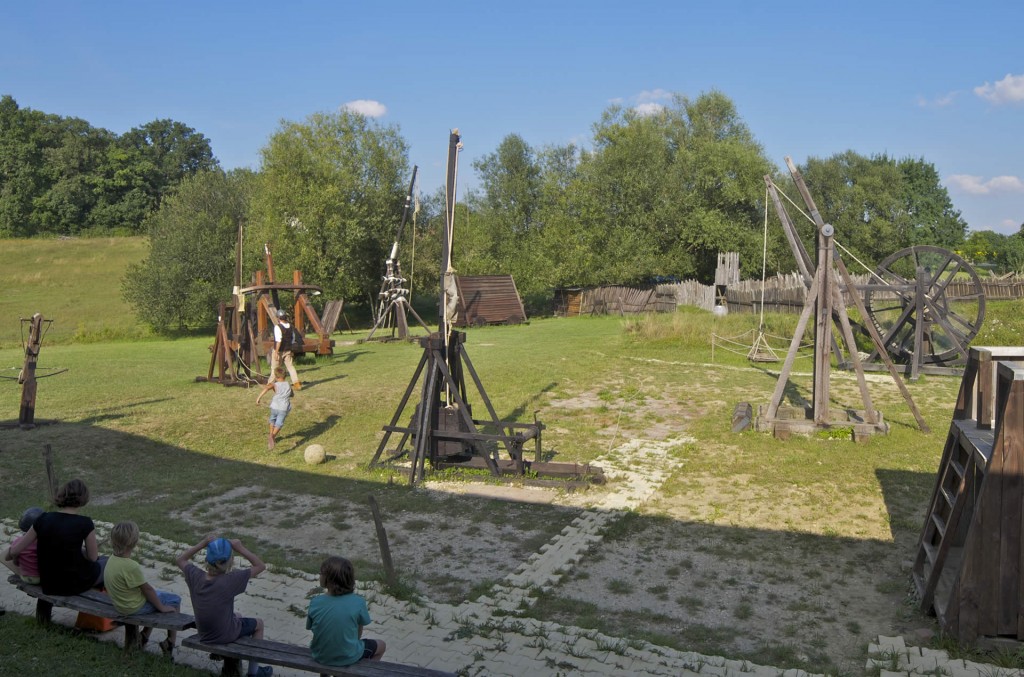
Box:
[940,486,957,507]
[922,541,938,564]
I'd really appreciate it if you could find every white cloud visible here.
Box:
[916,91,958,108]
[974,73,1024,104]
[341,99,387,117]
[947,174,1024,195]
[636,88,672,104]
[634,102,665,117]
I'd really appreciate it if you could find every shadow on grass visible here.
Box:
[0,419,942,676]
[285,414,343,449]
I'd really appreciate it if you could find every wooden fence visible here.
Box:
[555,285,680,316]
[555,274,1024,317]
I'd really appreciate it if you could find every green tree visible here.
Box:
[248,110,409,304]
[1006,226,1024,274]
[91,119,217,234]
[0,96,111,236]
[467,134,547,300]
[897,158,966,247]
[32,117,112,235]
[799,152,966,268]
[120,119,217,205]
[0,96,217,236]
[122,169,254,332]
[564,91,778,285]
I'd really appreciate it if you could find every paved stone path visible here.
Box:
[1,438,1011,676]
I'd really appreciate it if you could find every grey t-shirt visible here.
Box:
[269,380,292,412]
[184,563,252,643]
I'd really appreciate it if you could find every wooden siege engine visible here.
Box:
[199,238,340,386]
[370,130,601,485]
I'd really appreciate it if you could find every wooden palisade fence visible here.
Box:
[553,274,1024,318]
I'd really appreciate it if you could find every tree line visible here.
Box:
[0,95,217,237]
[4,91,1020,333]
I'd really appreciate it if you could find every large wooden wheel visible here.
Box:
[862,245,985,367]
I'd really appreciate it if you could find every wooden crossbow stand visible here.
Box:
[364,166,430,342]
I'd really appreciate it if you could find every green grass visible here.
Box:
[0,237,151,347]
[0,612,208,676]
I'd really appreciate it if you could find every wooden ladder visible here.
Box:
[910,347,1024,643]
[911,428,980,612]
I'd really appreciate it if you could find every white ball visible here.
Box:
[304,444,326,465]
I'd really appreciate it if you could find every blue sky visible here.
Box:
[2,1,1022,234]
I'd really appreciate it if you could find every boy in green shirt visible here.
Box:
[104,521,181,655]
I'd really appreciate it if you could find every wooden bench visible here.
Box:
[182,634,455,677]
[7,574,195,650]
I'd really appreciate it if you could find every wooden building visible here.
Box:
[454,275,527,327]
[913,346,1024,645]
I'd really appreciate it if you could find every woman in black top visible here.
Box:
[9,479,103,595]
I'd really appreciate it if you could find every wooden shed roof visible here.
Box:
[455,275,527,327]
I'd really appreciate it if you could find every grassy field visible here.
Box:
[0,612,209,676]
[3,236,1024,674]
[0,236,151,347]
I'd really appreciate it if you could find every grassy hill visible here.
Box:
[0,236,151,348]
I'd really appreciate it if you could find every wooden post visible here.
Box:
[43,444,58,504]
[764,176,814,286]
[293,270,304,333]
[812,229,833,425]
[912,266,926,382]
[255,270,267,339]
[367,495,397,589]
[835,256,929,432]
[19,313,44,427]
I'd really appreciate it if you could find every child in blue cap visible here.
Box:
[176,535,272,677]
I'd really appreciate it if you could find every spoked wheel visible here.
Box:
[862,245,985,366]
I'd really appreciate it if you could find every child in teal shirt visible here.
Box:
[306,556,386,666]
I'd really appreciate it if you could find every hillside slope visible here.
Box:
[0,237,149,347]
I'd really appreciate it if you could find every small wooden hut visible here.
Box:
[454,275,527,326]
[553,287,585,317]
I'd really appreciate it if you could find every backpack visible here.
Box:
[278,324,304,354]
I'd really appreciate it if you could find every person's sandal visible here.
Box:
[159,638,174,657]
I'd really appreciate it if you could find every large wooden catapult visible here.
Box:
[198,231,340,386]
[370,130,601,485]
[752,158,930,440]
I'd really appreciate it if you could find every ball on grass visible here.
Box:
[304,444,326,465]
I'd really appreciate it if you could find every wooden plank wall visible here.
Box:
[943,357,1024,643]
[578,286,679,315]
[455,275,527,326]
